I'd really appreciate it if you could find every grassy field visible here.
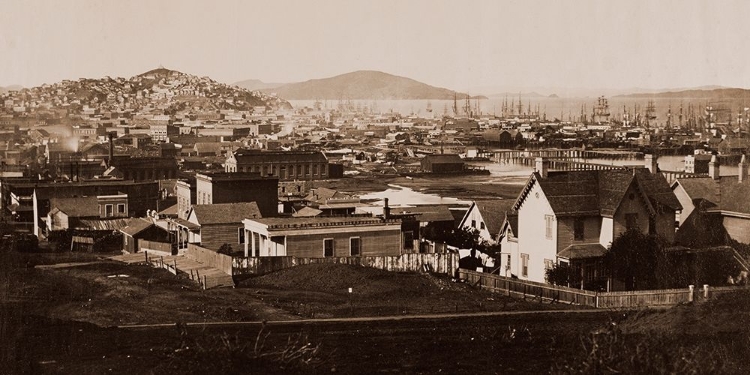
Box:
[3,250,750,374]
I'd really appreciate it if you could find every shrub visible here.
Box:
[217,243,233,255]
[552,322,735,374]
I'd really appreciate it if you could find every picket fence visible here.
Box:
[457,269,717,309]
[233,252,460,277]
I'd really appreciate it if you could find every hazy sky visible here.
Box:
[2,0,749,92]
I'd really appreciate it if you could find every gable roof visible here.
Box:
[292,206,322,217]
[467,199,516,236]
[673,176,750,215]
[191,202,262,225]
[120,218,154,237]
[505,212,518,237]
[49,196,100,218]
[515,168,681,217]
[558,243,607,260]
[423,154,464,163]
[393,205,455,223]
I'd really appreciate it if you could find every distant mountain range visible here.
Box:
[233,79,287,91]
[238,71,486,100]
[615,87,750,101]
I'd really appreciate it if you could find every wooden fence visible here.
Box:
[144,252,178,276]
[459,269,699,309]
[595,288,692,308]
[460,269,598,306]
[139,240,172,256]
[233,252,460,277]
[186,244,233,275]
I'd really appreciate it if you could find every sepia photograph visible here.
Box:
[1,0,750,373]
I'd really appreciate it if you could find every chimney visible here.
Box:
[708,154,720,180]
[535,157,548,178]
[383,197,390,220]
[644,154,658,173]
[739,154,748,183]
[108,132,114,168]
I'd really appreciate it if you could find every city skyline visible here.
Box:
[2,0,750,93]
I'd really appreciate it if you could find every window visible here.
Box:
[545,215,554,239]
[480,222,486,230]
[521,253,529,277]
[350,237,361,256]
[105,204,113,217]
[544,258,554,272]
[313,164,318,176]
[238,228,245,244]
[471,219,476,228]
[117,203,126,214]
[324,239,334,257]
[506,254,511,271]
[403,231,414,250]
[574,218,585,241]
[625,213,638,230]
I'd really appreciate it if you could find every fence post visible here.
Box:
[203,275,207,290]
[688,285,694,302]
[173,259,178,275]
[595,291,599,308]
[703,284,709,299]
[144,251,148,263]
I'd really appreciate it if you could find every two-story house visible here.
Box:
[512,158,681,286]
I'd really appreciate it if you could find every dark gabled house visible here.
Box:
[120,218,171,254]
[420,154,465,173]
[460,199,516,244]
[185,202,262,252]
[672,155,750,246]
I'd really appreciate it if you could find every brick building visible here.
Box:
[224,149,330,181]
[194,172,278,217]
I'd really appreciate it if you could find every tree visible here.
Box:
[604,229,669,290]
[546,262,573,286]
[422,226,488,251]
[217,243,233,255]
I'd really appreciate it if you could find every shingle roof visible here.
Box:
[716,180,750,214]
[423,154,464,164]
[471,199,516,236]
[120,218,154,236]
[632,168,682,212]
[506,212,518,236]
[393,205,455,223]
[674,175,750,215]
[49,197,100,218]
[558,243,607,260]
[518,168,681,217]
[292,207,322,217]
[192,202,262,225]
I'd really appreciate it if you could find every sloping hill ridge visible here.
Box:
[616,87,750,101]
[233,79,286,91]
[263,70,485,100]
